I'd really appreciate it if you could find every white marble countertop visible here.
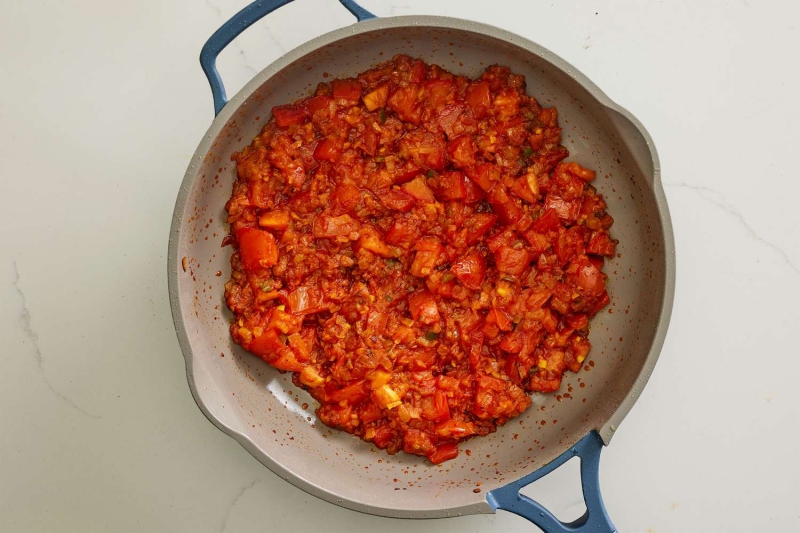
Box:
[2,0,798,531]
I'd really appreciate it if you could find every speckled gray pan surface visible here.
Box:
[168,16,675,519]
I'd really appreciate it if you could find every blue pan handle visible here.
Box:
[486,431,617,532]
[200,0,377,116]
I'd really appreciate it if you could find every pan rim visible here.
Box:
[168,14,675,519]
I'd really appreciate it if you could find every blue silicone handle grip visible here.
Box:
[486,431,617,533]
[200,0,377,116]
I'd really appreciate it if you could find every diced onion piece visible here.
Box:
[300,366,325,388]
[373,384,402,409]
[370,371,392,390]
[363,84,390,111]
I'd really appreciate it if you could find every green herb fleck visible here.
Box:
[426,169,435,178]
[424,331,439,341]
[384,294,393,302]
[522,146,533,159]
[259,280,274,292]
[379,108,387,124]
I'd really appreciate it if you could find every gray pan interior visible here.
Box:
[168,16,675,519]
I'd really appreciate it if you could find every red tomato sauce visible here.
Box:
[224,55,617,464]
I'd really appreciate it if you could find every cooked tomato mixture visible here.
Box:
[224,55,616,464]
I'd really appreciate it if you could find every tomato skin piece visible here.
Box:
[451,252,486,290]
[562,161,596,181]
[427,442,459,464]
[271,104,307,127]
[332,78,362,102]
[236,227,278,270]
[432,390,451,421]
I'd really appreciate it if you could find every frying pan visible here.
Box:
[168,1,675,531]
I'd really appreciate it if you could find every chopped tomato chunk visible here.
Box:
[236,227,278,270]
[332,78,362,101]
[271,104,307,127]
[408,290,440,324]
[465,80,491,118]
[377,189,415,212]
[314,136,343,163]
[451,252,486,290]
[388,84,422,124]
[586,232,617,257]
